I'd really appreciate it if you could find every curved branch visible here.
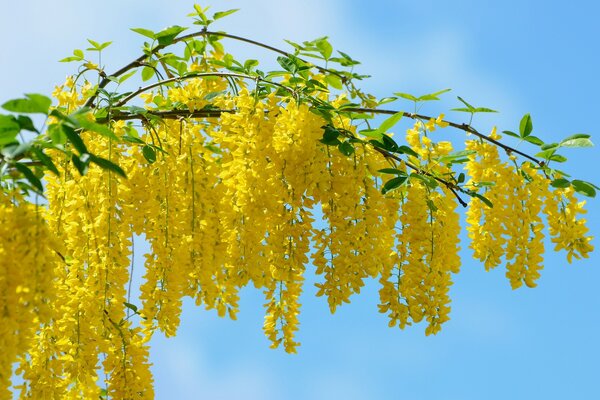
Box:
[84,29,348,108]
[341,107,544,167]
[96,109,234,124]
[112,72,296,108]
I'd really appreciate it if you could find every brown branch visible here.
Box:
[84,28,347,108]
[341,107,544,167]
[111,72,296,108]
[97,109,234,124]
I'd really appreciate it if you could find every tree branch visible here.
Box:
[341,107,544,167]
[112,72,296,108]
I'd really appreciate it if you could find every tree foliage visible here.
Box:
[0,5,595,398]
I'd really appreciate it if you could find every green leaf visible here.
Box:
[16,116,38,132]
[14,163,44,193]
[437,150,477,164]
[426,199,438,212]
[0,115,20,143]
[213,8,239,20]
[378,112,403,134]
[336,50,360,66]
[123,302,139,313]
[71,153,89,176]
[76,118,119,141]
[457,172,465,184]
[243,59,259,72]
[550,178,571,188]
[396,145,419,158]
[561,133,590,141]
[155,25,188,46]
[131,28,156,40]
[452,96,498,113]
[377,97,397,106]
[540,142,559,151]
[117,70,137,84]
[2,94,52,114]
[560,137,593,148]
[571,180,596,198]
[474,193,494,208]
[524,135,544,146]
[62,125,88,155]
[382,176,408,194]
[502,130,520,138]
[338,141,354,156]
[394,92,418,102]
[471,107,498,113]
[142,145,157,164]
[359,129,383,140]
[277,56,299,74]
[86,39,111,51]
[325,74,343,90]
[31,147,60,176]
[409,173,438,189]
[73,49,84,59]
[535,149,556,159]
[320,125,342,146]
[378,168,407,175]
[315,38,333,60]
[549,154,567,163]
[88,154,126,178]
[417,88,451,101]
[141,66,155,82]
[519,113,533,138]
[381,135,399,152]
[456,96,475,110]
[59,56,83,63]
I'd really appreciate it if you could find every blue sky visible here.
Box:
[2,1,600,399]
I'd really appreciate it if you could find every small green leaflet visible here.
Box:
[86,39,112,52]
[519,113,533,138]
[560,134,593,148]
[394,88,451,102]
[14,163,44,193]
[155,25,188,46]
[382,176,408,194]
[142,145,157,164]
[571,180,597,198]
[2,94,52,114]
[88,155,127,178]
[338,141,354,156]
[123,302,139,313]
[550,178,570,188]
[213,9,239,20]
[378,168,407,175]
[377,112,403,134]
[451,96,498,113]
[131,27,156,40]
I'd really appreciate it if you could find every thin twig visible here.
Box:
[112,72,295,108]
[84,29,347,108]
[341,107,544,167]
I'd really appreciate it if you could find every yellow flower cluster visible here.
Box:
[379,120,461,334]
[1,73,594,397]
[465,129,593,289]
[0,194,57,399]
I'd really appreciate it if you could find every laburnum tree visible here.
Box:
[0,5,595,399]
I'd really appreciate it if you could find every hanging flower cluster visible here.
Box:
[0,5,595,398]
